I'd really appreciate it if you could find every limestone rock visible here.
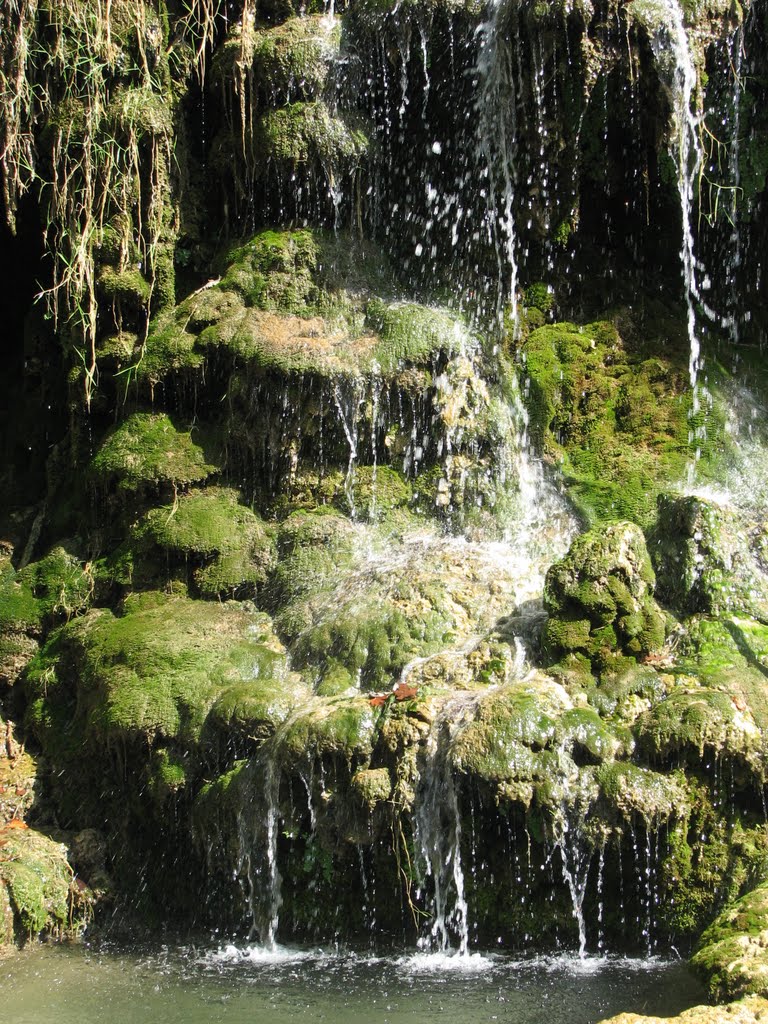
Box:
[597,994,768,1024]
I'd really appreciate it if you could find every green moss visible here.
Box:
[0,561,42,635]
[18,547,93,622]
[523,282,554,314]
[520,320,731,528]
[25,594,294,751]
[250,16,341,99]
[368,300,473,372]
[147,747,187,801]
[255,101,368,165]
[450,680,567,790]
[91,413,218,490]
[208,666,310,742]
[351,766,392,809]
[98,266,151,306]
[650,495,768,620]
[277,695,378,763]
[637,685,762,765]
[0,827,85,941]
[140,230,475,386]
[134,487,275,598]
[543,522,665,666]
[692,881,768,1001]
[595,762,689,823]
[105,84,173,139]
[270,508,357,607]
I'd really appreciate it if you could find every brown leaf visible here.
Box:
[393,682,418,701]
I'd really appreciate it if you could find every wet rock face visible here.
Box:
[543,521,666,668]
[650,494,768,620]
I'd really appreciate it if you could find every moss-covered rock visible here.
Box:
[213,15,341,103]
[274,522,521,692]
[255,101,368,166]
[91,413,218,492]
[520,320,729,527]
[543,521,666,667]
[24,593,303,753]
[691,881,768,1002]
[597,995,768,1024]
[0,824,89,944]
[133,487,276,598]
[650,494,768,619]
[636,682,763,767]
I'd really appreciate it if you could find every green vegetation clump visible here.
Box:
[134,487,276,598]
[649,494,768,620]
[0,826,88,942]
[255,101,368,165]
[91,413,218,491]
[692,881,768,1001]
[24,593,300,753]
[249,16,342,100]
[141,229,473,383]
[543,521,666,667]
[636,685,762,766]
[520,320,728,527]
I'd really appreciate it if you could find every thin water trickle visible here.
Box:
[413,693,483,954]
[646,0,704,401]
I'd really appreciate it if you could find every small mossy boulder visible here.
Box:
[649,494,768,620]
[543,522,666,666]
[24,593,301,754]
[691,880,768,1002]
[134,487,276,599]
[0,824,88,944]
[596,995,768,1024]
[91,413,218,491]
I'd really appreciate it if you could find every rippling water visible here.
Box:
[2,941,707,1024]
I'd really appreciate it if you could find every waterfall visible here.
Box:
[238,755,284,948]
[646,0,705,402]
[475,0,520,331]
[413,693,481,954]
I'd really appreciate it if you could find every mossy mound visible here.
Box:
[691,881,768,1002]
[519,320,728,527]
[133,487,276,599]
[143,228,472,382]
[91,413,218,492]
[270,508,358,607]
[448,679,686,825]
[0,824,88,944]
[650,494,768,620]
[274,694,378,765]
[636,682,763,768]
[273,523,520,693]
[255,101,368,165]
[543,521,666,668]
[0,545,96,684]
[24,592,304,754]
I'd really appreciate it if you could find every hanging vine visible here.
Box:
[0,0,233,408]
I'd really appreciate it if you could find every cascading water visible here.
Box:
[413,694,479,954]
[646,0,705,400]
